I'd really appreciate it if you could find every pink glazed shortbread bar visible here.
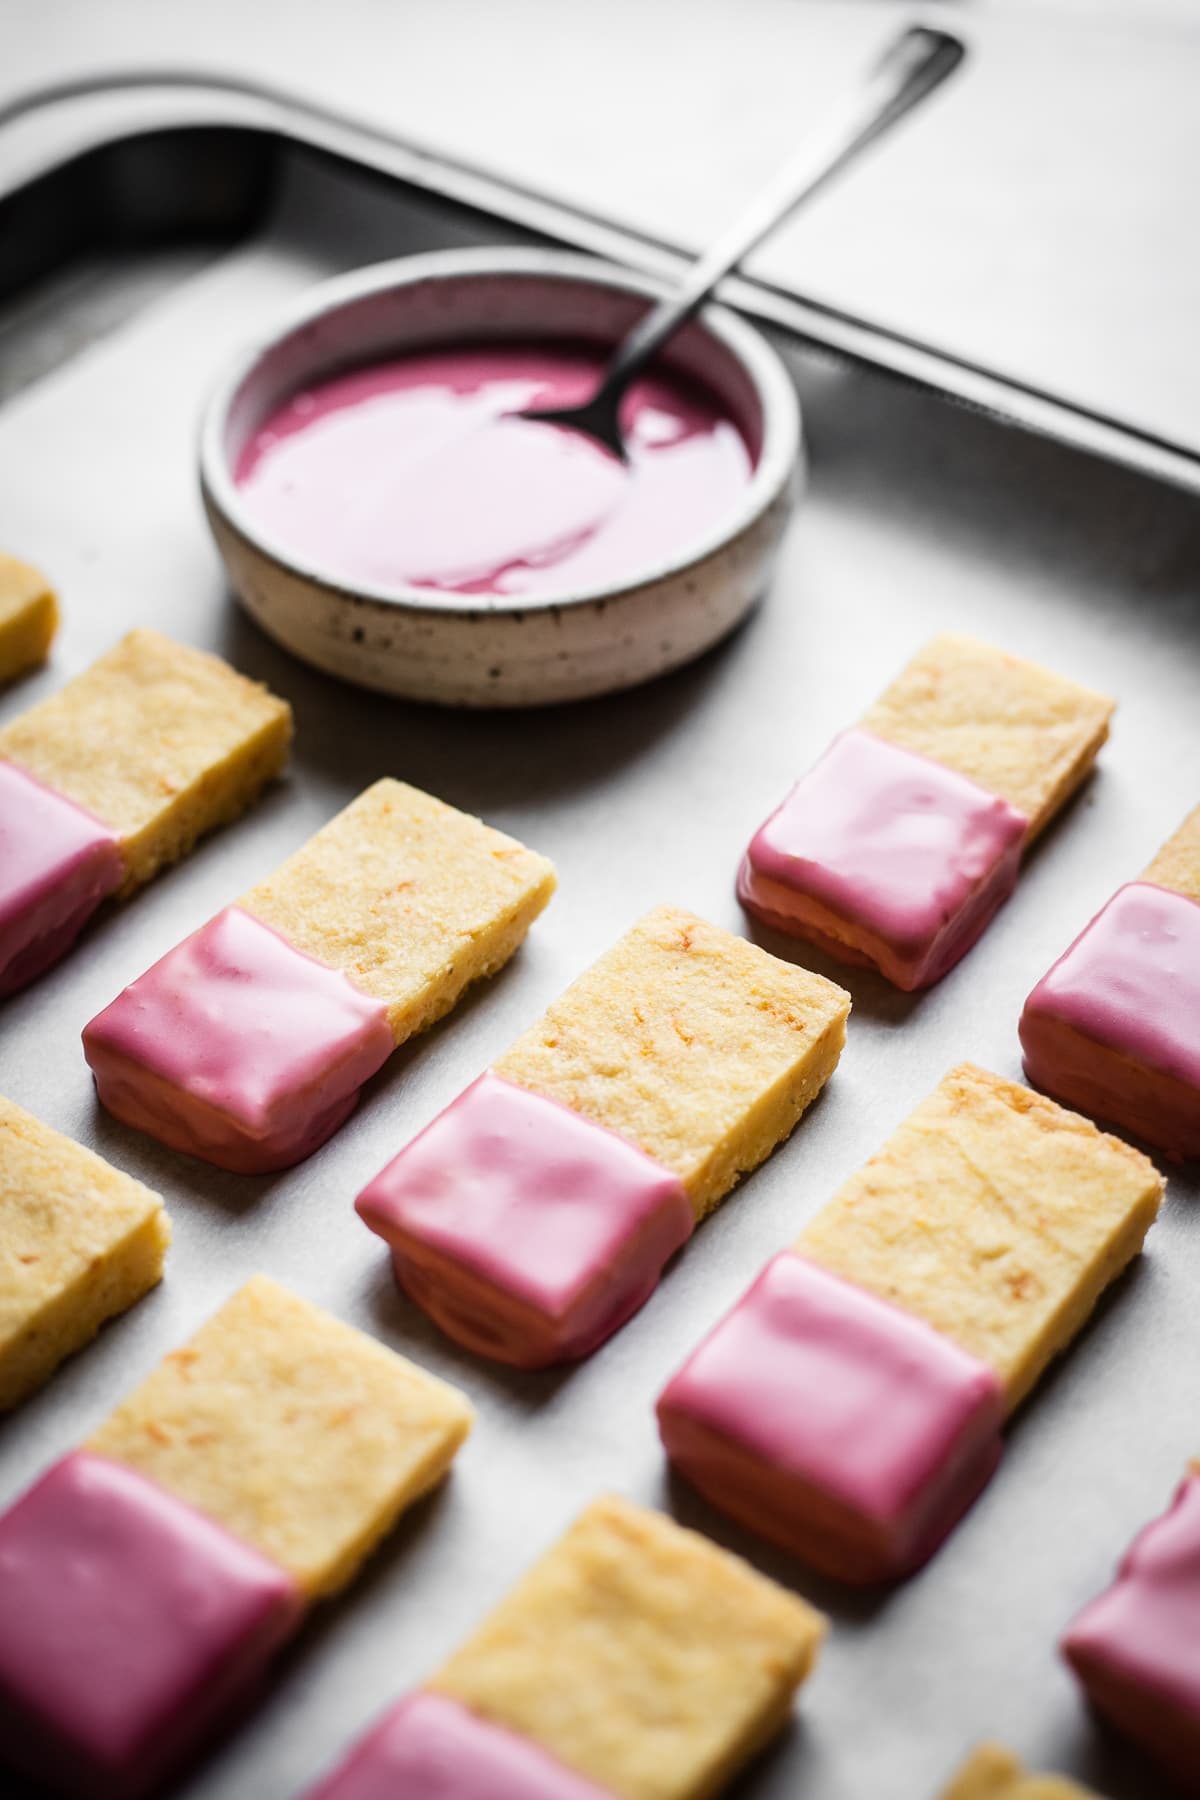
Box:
[301,1495,824,1800]
[0,1277,471,1799]
[82,780,556,1172]
[738,635,1114,989]
[1021,804,1200,1159]
[658,1065,1162,1583]
[0,629,291,994]
[356,906,850,1367]
[1063,1463,1200,1793]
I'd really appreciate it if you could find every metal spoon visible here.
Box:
[519,23,965,461]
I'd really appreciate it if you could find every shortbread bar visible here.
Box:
[1021,803,1200,1159]
[738,635,1114,989]
[0,1277,471,1798]
[658,1065,1162,1582]
[82,780,556,1171]
[938,1743,1102,1798]
[87,1276,472,1596]
[0,1095,169,1410]
[0,553,58,684]
[304,1495,825,1800]
[357,905,850,1365]
[1062,1464,1200,1791]
[0,629,291,993]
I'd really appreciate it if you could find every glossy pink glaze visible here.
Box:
[83,904,394,1173]
[234,344,752,600]
[1021,881,1200,1158]
[304,1691,615,1800]
[356,1071,694,1368]
[1063,1471,1200,1790]
[657,1251,1006,1584]
[0,760,123,996]
[737,728,1028,990]
[0,1451,303,1800]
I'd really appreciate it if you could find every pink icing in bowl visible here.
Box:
[200,249,801,706]
[233,344,754,602]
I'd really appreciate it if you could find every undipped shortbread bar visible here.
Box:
[0,553,58,685]
[0,1095,169,1410]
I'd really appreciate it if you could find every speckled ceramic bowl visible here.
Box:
[199,248,803,707]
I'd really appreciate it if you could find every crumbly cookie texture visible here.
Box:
[431,1494,825,1800]
[495,904,850,1219]
[938,1743,1102,1799]
[0,1097,169,1411]
[798,1063,1163,1412]
[1143,802,1200,904]
[0,555,58,684]
[87,1275,472,1598]
[0,628,292,893]
[241,779,556,1041]
[859,633,1114,838]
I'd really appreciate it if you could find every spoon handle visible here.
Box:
[597,24,965,402]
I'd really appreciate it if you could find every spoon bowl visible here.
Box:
[199,247,803,707]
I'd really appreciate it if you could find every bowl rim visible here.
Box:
[198,245,802,617]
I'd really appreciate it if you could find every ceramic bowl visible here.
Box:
[199,247,802,707]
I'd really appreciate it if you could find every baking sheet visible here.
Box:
[6,1,1200,494]
[1,145,1198,1800]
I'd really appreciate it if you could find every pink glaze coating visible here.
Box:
[0,759,123,996]
[82,904,394,1173]
[304,1691,615,1800]
[1063,1471,1200,1790]
[0,1451,303,1800]
[657,1251,1006,1584]
[737,728,1028,990]
[356,1071,694,1368]
[234,343,752,600]
[1020,881,1200,1158]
